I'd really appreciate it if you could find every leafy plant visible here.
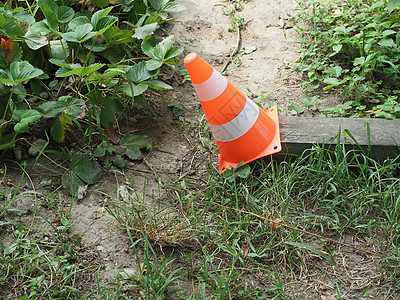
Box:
[62,153,101,197]
[288,95,325,115]
[141,35,183,71]
[168,100,184,117]
[0,0,183,153]
[292,0,400,118]
[94,134,149,168]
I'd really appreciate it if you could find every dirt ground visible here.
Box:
[1,0,397,299]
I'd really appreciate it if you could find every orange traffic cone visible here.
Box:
[184,52,282,173]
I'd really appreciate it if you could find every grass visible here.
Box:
[290,0,400,118]
[103,134,400,298]
[1,129,400,298]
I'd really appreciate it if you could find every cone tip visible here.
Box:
[184,52,198,65]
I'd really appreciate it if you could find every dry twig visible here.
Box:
[208,201,385,258]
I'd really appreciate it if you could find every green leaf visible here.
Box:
[83,41,106,52]
[10,61,44,84]
[162,1,185,13]
[388,0,400,13]
[50,115,72,142]
[145,12,163,25]
[235,164,251,178]
[379,38,396,47]
[100,96,123,128]
[99,47,128,64]
[288,103,304,114]
[40,4,59,30]
[148,0,164,10]
[125,61,151,83]
[57,6,74,23]
[382,30,397,37]
[112,155,126,168]
[323,77,339,85]
[0,14,5,27]
[13,11,35,25]
[354,56,365,66]
[94,141,113,157]
[56,63,105,78]
[13,109,41,133]
[62,170,85,197]
[68,16,90,31]
[0,61,44,85]
[38,0,58,12]
[1,20,24,38]
[141,39,155,58]
[371,0,384,9]
[147,80,172,90]
[93,16,117,33]
[332,44,342,53]
[168,101,184,117]
[146,59,163,71]
[69,154,101,184]
[63,23,96,43]
[324,65,343,77]
[164,56,179,66]
[153,35,174,60]
[91,7,113,28]
[165,45,183,59]
[62,153,101,196]
[24,22,50,50]
[120,135,149,160]
[48,39,69,60]
[121,82,148,97]
[103,27,134,45]
[40,96,85,117]
[133,23,159,39]
[59,96,85,116]
[49,58,76,68]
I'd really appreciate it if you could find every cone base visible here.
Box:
[218,106,281,173]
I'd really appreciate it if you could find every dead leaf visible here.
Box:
[241,243,251,258]
[0,35,14,65]
[268,217,284,231]
[104,127,121,144]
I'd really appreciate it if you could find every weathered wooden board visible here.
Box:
[278,117,400,161]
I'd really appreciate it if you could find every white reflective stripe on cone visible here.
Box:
[193,69,228,102]
[209,98,260,142]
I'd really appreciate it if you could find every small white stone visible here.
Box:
[76,185,88,200]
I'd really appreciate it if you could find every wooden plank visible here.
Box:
[278,117,400,161]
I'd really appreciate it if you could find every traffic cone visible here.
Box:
[184,52,281,173]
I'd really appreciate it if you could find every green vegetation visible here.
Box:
[0,0,183,194]
[292,0,400,118]
[1,0,400,299]
[3,136,399,298]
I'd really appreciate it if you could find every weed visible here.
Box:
[104,181,196,248]
[292,0,400,118]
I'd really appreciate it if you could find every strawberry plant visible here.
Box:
[0,0,183,192]
[0,0,183,147]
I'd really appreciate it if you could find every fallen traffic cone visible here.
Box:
[184,52,281,173]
